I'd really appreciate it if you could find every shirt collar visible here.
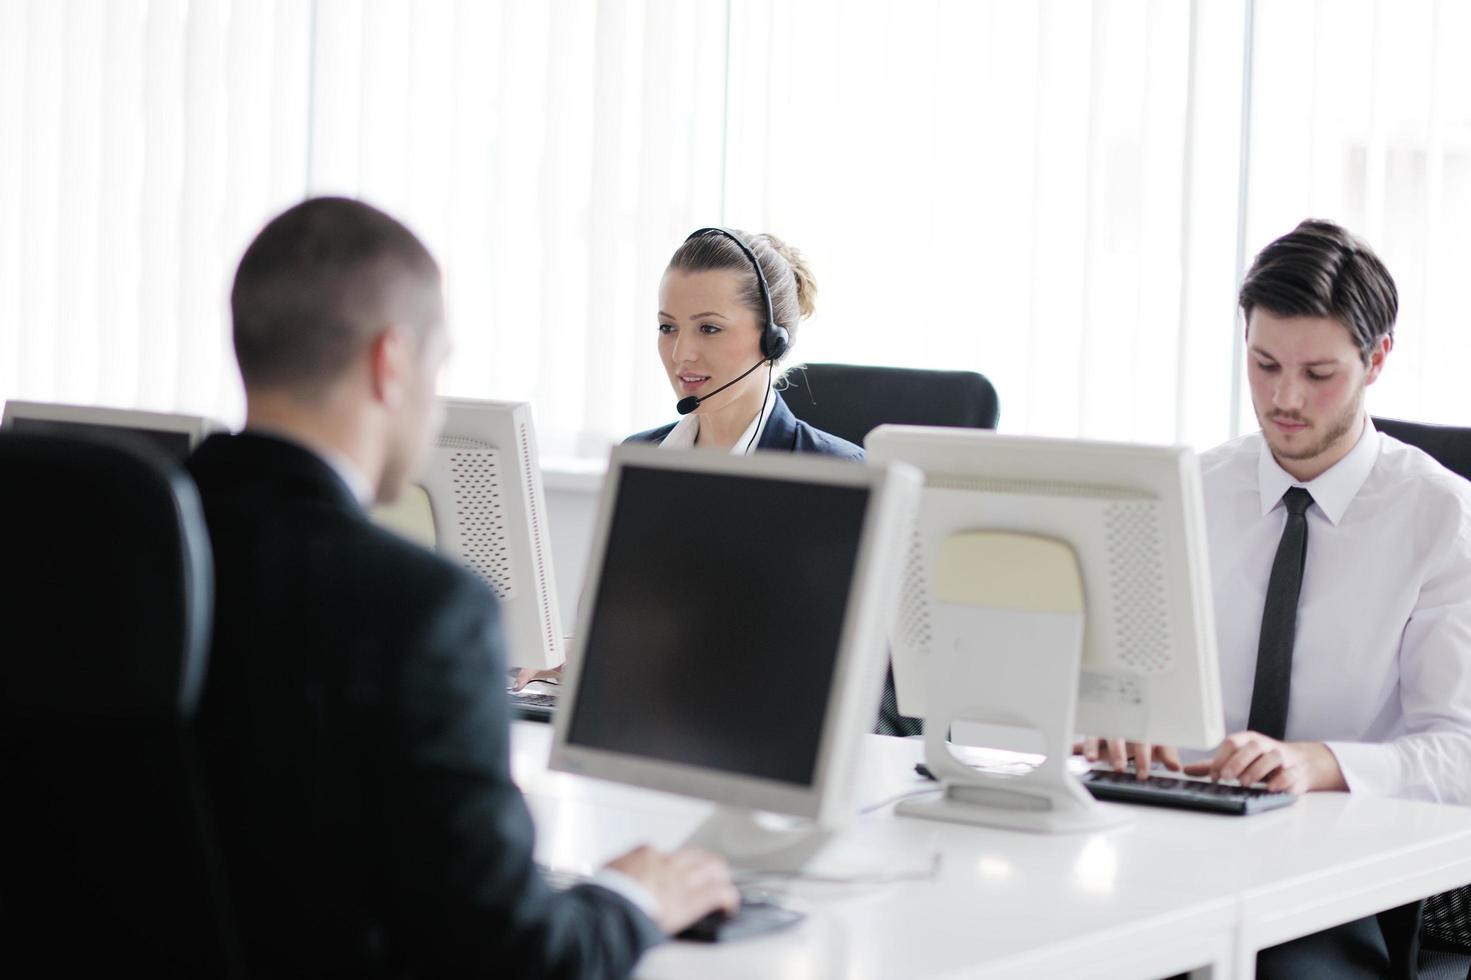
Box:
[659,388,777,455]
[317,446,376,507]
[1256,415,1379,525]
[658,413,699,450]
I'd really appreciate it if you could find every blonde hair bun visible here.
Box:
[757,233,817,320]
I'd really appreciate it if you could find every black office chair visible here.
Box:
[1375,417,1471,481]
[781,362,1000,447]
[0,432,241,976]
[1367,418,1471,980]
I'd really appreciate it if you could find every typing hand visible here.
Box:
[1075,737,1181,780]
[605,845,740,935]
[1182,731,1345,794]
[509,665,563,691]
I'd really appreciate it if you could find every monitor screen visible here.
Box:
[566,464,871,787]
[8,417,194,460]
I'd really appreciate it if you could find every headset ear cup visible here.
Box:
[765,323,790,362]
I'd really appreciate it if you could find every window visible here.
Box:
[1,0,1462,458]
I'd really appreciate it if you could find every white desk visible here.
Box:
[512,722,1471,979]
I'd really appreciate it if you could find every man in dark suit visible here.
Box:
[189,197,736,977]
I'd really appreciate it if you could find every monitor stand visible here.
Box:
[682,807,837,873]
[896,531,1130,834]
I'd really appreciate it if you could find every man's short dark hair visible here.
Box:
[232,197,441,393]
[1238,218,1397,365]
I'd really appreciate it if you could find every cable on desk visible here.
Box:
[858,785,944,815]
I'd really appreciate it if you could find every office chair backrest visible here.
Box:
[0,431,241,976]
[781,362,1000,447]
[1371,418,1471,966]
[1373,417,1471,482]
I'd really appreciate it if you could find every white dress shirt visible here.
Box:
[1200,417,1471,803]
[658,388,777,454]
[589,868,659,921]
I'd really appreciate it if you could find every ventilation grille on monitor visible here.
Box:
[442,437,515,600]
[1103,500,1171,674]
[517,420,560,652]
[895,475,1172,676]
[897,524,932,653]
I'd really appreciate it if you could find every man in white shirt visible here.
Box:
[1090,219,1471,800]
[1191,219,1471,805]
[1091,219,1471,978]
[1205,221,1471,804]
[1195,366,1471,802]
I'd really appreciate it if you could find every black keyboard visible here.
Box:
[508,689,556,722]
[1081,770,1297,815]
[511,692,556,707]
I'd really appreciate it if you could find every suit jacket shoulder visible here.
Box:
[758,392,865,460]
[623,422,677,445]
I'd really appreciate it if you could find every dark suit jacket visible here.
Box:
[188,432,661,979]
[626,390,864,459]
[624,392,922,737]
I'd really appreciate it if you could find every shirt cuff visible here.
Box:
[590,867,661,924]
[1324,740,1402,797]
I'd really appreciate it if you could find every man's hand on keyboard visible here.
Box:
[510,665,563,691]
[1183,731,1346,794]
[1076,737,1182,780]
[606,845,740,935]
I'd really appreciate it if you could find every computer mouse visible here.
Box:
[674,899,804,943]
[675,906,732,943]
[515,680,559,697]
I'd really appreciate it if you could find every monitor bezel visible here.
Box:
[548,444,918,825]
[1,400,220,452]
[422,397,564,671]
[865,424,1225,750]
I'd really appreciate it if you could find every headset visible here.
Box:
[684,227,790,362]
[674,228,790,424]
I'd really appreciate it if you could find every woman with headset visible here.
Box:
[517,227,918,736]
[626,227,854,456]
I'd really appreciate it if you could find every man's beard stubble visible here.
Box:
[1263,383,1365,462]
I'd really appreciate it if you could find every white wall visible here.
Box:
[541,465,606,635]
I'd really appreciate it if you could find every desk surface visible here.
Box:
[513,723,1471,979]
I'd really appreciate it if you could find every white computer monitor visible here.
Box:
[865,425,1224,833]
[548,445,920,869]
[1,400,221,459]
[373,398,564,671]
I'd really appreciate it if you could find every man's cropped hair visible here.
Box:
[232,197,441,392]
[1239,218,1397,364]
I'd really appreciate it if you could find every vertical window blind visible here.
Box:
[1,0,1465,458]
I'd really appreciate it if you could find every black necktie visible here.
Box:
[1248,487,1314,740]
